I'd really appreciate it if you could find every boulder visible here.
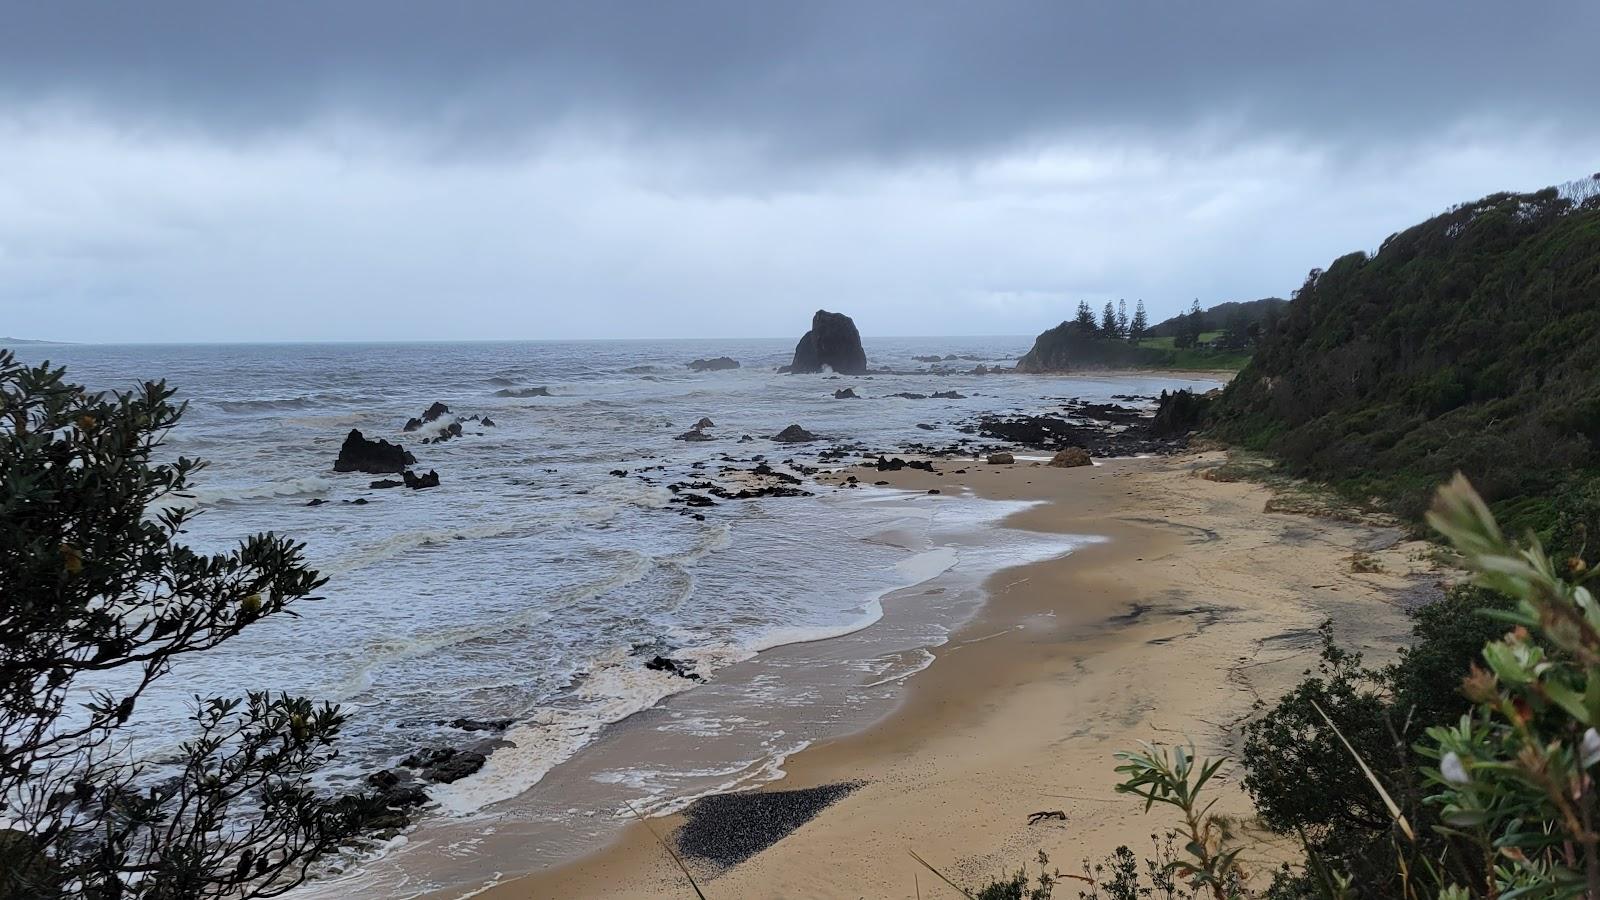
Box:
[422,402,451,423]
[676,429,714,442]
[787,310,868,375]
[833,388,858,399]
[987,452,1015,464]
[402,417,423,432]
[480,416,496,427]
[334,430,415,474]
[402,469,440,490]
[693,417,716,429]
[771,424,819,443]
[687,356,740,372]
[1049,447,1093,468]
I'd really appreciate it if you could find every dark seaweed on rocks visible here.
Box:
[675,781,863,869]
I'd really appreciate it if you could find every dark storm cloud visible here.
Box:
[5,1,1597,161]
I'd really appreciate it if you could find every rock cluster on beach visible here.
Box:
[782,309,868,375]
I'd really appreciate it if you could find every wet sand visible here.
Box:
[460,451,1439,899]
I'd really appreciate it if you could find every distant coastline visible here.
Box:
[1,336,72,346]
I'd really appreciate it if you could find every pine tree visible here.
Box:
[1116,299,1130,339]
[1100,301,1118,337]
[1130,300,1149,342]
[1176,299,1206,349]
[1073,300,1097,332]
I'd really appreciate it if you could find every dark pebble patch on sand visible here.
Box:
[676,781,863,869]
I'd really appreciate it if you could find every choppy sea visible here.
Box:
[7,337,1221,895]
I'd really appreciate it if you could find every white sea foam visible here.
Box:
[162,474,334,510]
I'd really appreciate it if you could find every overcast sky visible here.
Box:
[2,2,1596,343]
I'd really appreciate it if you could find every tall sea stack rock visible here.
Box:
[786,310,867,375]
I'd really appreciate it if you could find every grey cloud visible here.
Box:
[4,2,1598,163]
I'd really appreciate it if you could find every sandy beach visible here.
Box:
[465,450,1441,899]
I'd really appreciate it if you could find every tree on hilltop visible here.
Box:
[1130,300,1149,342]
[1072,300,1097,333]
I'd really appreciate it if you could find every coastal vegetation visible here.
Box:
[1017,298,1269,373]
[1210,184,1600,536]
[968,181,1600,898]
[0,351,369,899]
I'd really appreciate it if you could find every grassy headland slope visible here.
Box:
[1211,183,1600,533]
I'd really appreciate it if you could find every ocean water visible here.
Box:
[7,338,1222,893]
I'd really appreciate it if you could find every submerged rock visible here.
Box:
[687,356,740,371]
[930,391,965,399]
[645,655,703,681]
[492,386,551,398]
[771,424,820,443]
[334,429,415,474]
[370,478,404,489]
[675,429,714,442]
[786,310,868,375]
[445,717,514,732]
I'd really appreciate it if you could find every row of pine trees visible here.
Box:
[1070,298,1152,341]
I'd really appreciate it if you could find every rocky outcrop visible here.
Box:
[833,388,858,399]
[1150,389,1214,437]
[1049,447,1092,468]
[785,310,867,375]
[771,424,819,443]
[677,417,717,441]
[687,357,740,371]
[402,469,440,490]
[401,747,488,784]
[334,430,415,474]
